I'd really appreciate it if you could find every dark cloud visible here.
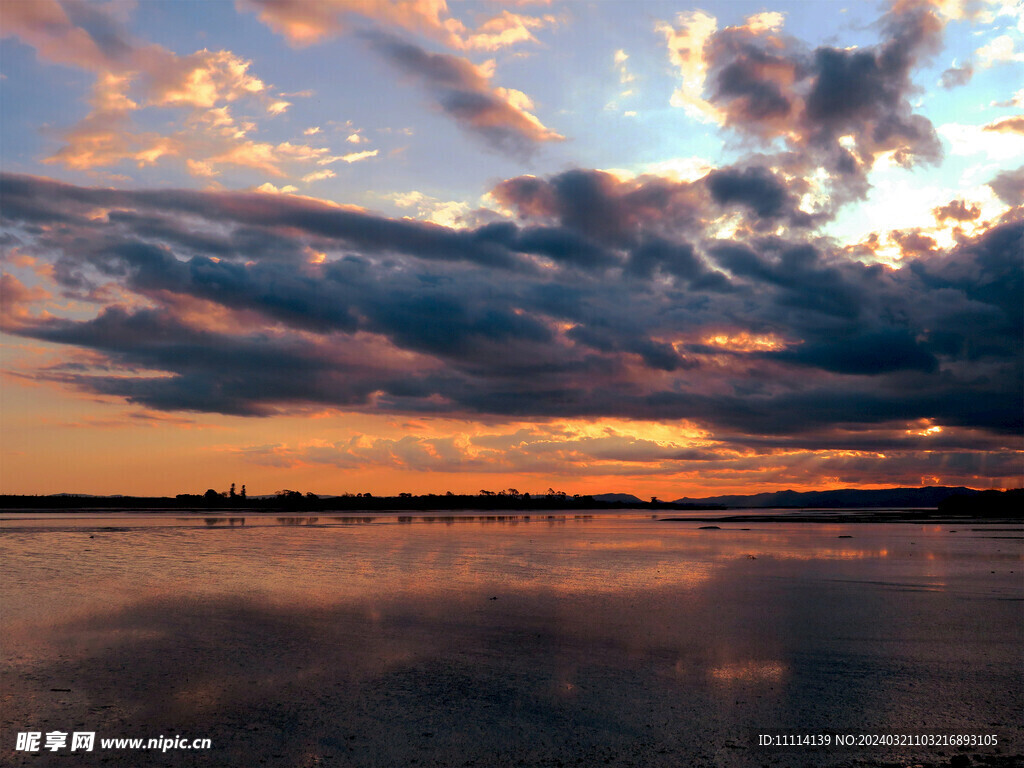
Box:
[933,199,981,222]
[939,62,973,88]
[890,228,937,258]
[709,240,866,320]
[627,237,717,284]
[361,31,562,156]
[988,166,1024,206]
[802,2,943,158]
[693,0,944,199]
[704,165,815,226]
[491,168,707,244]
[56,0,136,63]
[704,21,804,135]
[765,328,938,375]
[2,168,1021,468]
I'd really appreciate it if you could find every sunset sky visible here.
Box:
[1,0,1022,498]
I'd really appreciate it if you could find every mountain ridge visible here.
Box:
[672,486,982,508]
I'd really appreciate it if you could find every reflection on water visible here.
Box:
[1,512,1021,767]
[708,660,787,684]
[0,511,608,531]
[275,516,319,525]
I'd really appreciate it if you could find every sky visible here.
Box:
[1,0,1022,499]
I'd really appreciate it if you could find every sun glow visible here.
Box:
[701,332,787,352]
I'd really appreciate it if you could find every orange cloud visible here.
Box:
[0,0,137,71]
[42,73,181,171]
[3,0,339,181]
[221,420,1023,496]
[983,115,1024,134]
[237,0,556,51]
[0,274,52,330]
[146,49,268,108]
[656,10,723,124]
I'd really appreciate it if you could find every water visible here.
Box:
[2,511,1021,767]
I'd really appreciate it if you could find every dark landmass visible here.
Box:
[0,490,723,513]
[673,485,990,508]
[661,488,1023,524]
[938,488,1023,515]
[592,492,645,503]
[2,487,1019,520]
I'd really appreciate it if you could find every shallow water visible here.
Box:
[2,511,1021,767]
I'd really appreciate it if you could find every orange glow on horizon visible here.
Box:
[1,337,1019,498]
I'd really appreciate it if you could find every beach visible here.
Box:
[2,512,1021,767]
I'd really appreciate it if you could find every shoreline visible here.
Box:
[2,507,1020,527]
[659,510,1024,524]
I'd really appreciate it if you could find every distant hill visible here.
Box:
[592,493,645,503]
[672,486,984,508]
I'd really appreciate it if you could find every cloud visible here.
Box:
[226,424,1020,488]
[988,166,1024,205]
[658,1,945,198]
[992,89,1024,108]
[939,61,973,88]
[144,49,268,108]
[983,115,1024,134]
[976,34,1024,67]
[705,166,815,227]
[491,163,819,246]
[1,0,346,180]
[237,0,556,51]
[612,48,635,89]
[332,149,379,163]
[491,168,703,246]
[2,1,1019,491]
[363,32,563,155]
[0,0,138,71]
[383,191,472,228]
[655,10,722,124]
[230,425,722,476]
[940,122,1024,160]
[463,9,555,52]
[41,72,169,171]
[255,182,298,194]
[933,199,981,222]
[765,328,938,375]
[0,273,51,329]
[2,171,1021,465]
[301,170,336,183]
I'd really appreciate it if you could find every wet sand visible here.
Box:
[2,513,1021,767]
